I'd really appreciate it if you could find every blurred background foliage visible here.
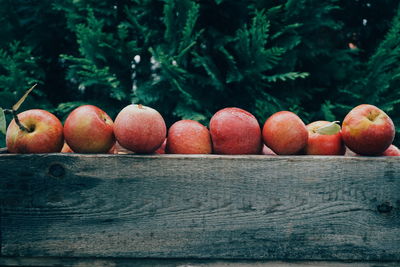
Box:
[0,0,399,147]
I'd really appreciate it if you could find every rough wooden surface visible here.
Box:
[0,154,399,260]
[0,257,399,267]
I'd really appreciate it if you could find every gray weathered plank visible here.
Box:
[0,154,399,260]
[0,257,399,267]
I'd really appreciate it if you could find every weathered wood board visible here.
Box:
[0,257,399,267]
[0,154,399,261]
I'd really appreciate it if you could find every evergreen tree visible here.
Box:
[335,4,400,144]
[55,0,308,125]
[257,0,361,122]
[0,0,400,147]
[0,0,74,114]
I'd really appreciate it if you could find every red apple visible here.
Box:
[155,138,167,154]
[166,120,212,154]
[64,105,115,153]
[305,121,345,155]
[262,111,308,155]
[61,141,118,154]
[209,107,262,154]
[111,142,134,154]
[382,144,400,156]
[342,104,395,155]
[261,144,277,155]
[105,144,119,154]
[114,104,166,153]
[344,146,358,156]
[6,109,64,153]
[61,142,73,153]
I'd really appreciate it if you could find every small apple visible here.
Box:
[64,105,115,153]
[261,144,276,155]
[342,104,395,155]
[262,111,308,155]
[382,144,400,156]
[209,107,262,154]
[61,142,73,153]
[155,138,167,154]
[6,109,64,153]
[344,146,358,156]
[61,141,118,154]
[111,142,134,154]
[114,104,166,153]
[166,120,212,154]
[305,121,345,155]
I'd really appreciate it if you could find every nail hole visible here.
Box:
[49,163,65,178]
[377,202,393,214]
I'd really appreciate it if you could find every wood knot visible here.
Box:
[48,163,65,178]
[377,202,393,214]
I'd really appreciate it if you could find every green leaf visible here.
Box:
[316,121,341,135]
[13,83,37,111]
[0,108,6,135]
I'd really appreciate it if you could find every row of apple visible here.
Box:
[5,103,399,156]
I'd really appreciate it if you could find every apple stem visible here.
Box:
[4,109,30,132]
[13,110,31,132]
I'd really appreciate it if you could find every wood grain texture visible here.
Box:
[0,257,399,267]
[0,154,400,260]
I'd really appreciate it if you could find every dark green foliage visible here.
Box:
[334,5,400,140]
[364,6,400,117]
[0,0,399,146]
[52,0,312,125]
[0,42,44,107]
[135,3,309,124]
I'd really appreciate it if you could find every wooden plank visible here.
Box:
[0,257,399,267]
[0,154,399,260]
